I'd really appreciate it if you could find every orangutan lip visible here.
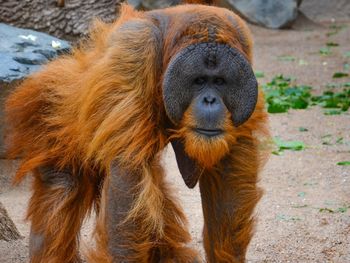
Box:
[194,128,223,137]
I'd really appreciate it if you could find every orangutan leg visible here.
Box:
[93,162,200,262]
[28,167,98,263]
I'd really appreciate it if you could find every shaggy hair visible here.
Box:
[5,3,269,262]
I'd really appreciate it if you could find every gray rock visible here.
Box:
[0,23,71,158]
[129,0,301,29]
[219,0,300,29]
[128,0,180,10]
[0,23,70,84]
[0,0,121,39]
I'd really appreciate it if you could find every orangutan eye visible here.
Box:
[214,77,225,85]
[194,77,207,85]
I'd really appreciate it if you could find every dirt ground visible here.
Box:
[1,3,350,262]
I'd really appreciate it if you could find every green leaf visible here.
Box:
[326,83,341,89]
[262,75,349,114]
[324,109,342,115]
[298,192,306,197]
[298,59,308,66]
[321,134,333,145]
[290,98,309,109]
[303,181,318,186]
[337,207,348,213]
[292,204,308,208]
[276,214,301,221]
[326,24,347,36]
[254,70,265,78]
[319,205,349,213]
[277,55,296,61]
[299,127,308,132]
[262,75,313,114]
[333,72,349,78]
[272,150,283,156]
[267,97,290,113]
[319,208,334,213]
[337,161,350,166]
[344,51,350,58]
[311,88,350,113]
[336,137,344,144]
[268,103,289,113]
[274,137,305,152]
[319,47,332,55]
[326,42,339,47]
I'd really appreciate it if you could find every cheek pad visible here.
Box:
[162,43,258,127]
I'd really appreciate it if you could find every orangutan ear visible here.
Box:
[171,139,202,189]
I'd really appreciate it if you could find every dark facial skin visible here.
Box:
[191,82,226,137]
[165,42,259,188]
[163,42,258,134]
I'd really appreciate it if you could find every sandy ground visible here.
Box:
[1,6,350,263]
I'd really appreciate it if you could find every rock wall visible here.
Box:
[0,0,121,40]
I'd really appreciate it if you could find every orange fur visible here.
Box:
[183,0,216,4]
[5,3,269,262]
[169,109,235,168]
[169,89,269,169]
[88,158,199,262]
[28,168,101,262]
[199,125,267,262]
[5,4,256,183]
